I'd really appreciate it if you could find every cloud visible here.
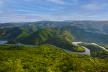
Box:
[0,14,42,23]
[47,0,65,4]
[0,13,70,23]
[23,0,34,2]
[82,3,107,11]
[0,0,5,14]
[1,12,108,23]
[0,0,4,7]
[0,0,108,23]
[0,12,91,23]
[23,0,78,5]
[15,9,39,13]
[23,0,31,1]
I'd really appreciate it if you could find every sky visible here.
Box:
[0,0,108,22]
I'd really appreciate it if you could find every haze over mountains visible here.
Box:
[1,0,108,71]
[0,20,108,72]
[0,21,108,44]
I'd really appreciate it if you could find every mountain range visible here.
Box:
[0,21,108,44]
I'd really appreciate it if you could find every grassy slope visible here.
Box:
[0,44,108,72]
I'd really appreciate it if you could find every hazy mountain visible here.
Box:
[0,21,108,44]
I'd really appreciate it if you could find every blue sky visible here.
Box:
[0,0,108,22]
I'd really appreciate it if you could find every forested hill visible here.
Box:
[1,21,108,44]
[0,21,108,72]
[0,44,108,72]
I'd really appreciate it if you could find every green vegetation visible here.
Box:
[73,45,85,52]
[0,23,108,72]
[15,28,57,45]
[1,21,108,44]
[0,44,108,72]
[2,27,76,52]
[82,44,108,58]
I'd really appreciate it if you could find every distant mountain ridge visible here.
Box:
[0,21,108,44]
[1,21,108,34]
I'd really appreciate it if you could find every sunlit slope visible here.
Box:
[0,44,108,72]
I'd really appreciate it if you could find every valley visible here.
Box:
[0,21,108,72]
[1,21,108,44]
[1,0,108,71]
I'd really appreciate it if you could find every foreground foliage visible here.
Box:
[0,44,108,72]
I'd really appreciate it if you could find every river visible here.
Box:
[72,42,91,56]
[0,40,8,44]
[72,42,108,56]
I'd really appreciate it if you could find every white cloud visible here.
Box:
[23,0,79,5]
[15,9,39,13]
[23,0,34,2]
[47,0,65,4]
[0,14,42,23]
[82,3,107,11]
[0,0,5,14]
[1,12,108,23]
[0,0,4,7]
[0,12,91,23]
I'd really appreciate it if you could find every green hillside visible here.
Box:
[0,24,108,72]
[1,21,108,44]
[0,44,108,72]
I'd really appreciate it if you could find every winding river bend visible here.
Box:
[78,46,90,56]
[0,40,108,56]
[72,42,108,56]
[72,42,91,56]
[91,43,108,52]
